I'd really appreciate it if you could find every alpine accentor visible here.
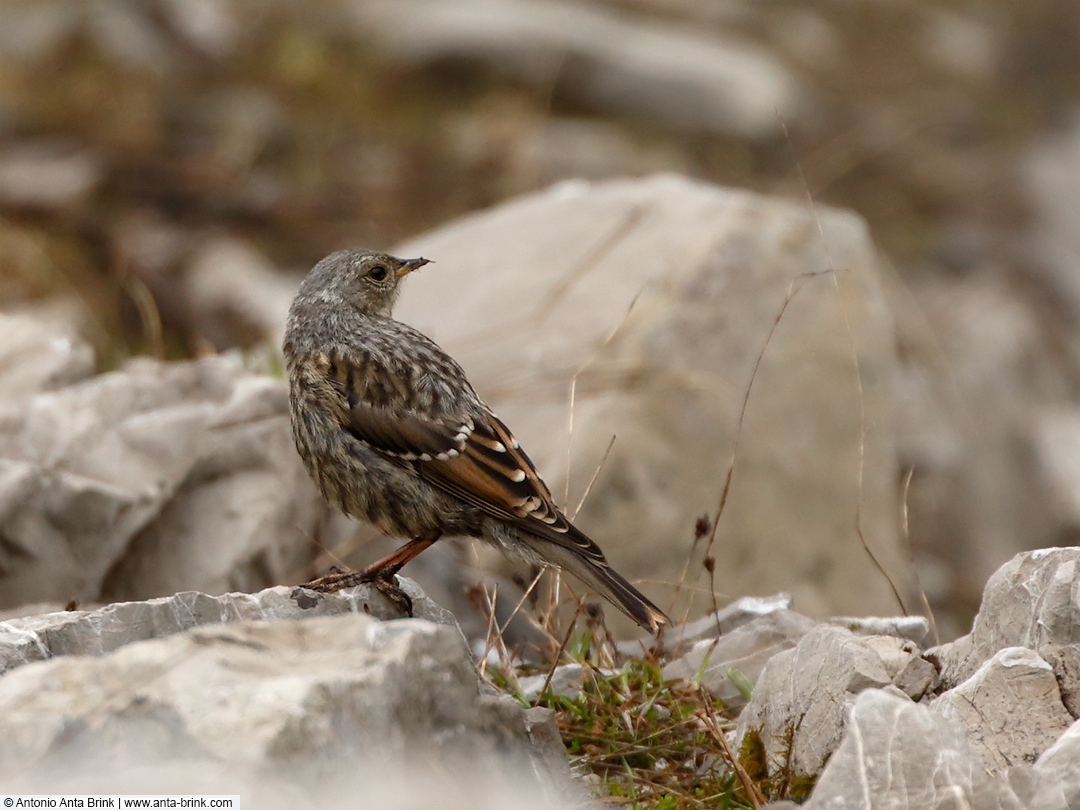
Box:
[284,248,667,632]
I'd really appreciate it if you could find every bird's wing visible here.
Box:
[324,349,606,564]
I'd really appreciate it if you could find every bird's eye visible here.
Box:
[367,265,388,282]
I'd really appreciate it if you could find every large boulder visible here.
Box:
[394,173,908,624]
[0,350,336,609]
[0,611,573,806]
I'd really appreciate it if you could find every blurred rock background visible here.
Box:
[2,0,1080,640]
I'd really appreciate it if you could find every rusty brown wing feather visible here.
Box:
[324,349,601,560]
[341,389,607,564]
[424,412,608,564]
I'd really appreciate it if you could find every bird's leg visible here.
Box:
[301,535,439,592]
[363,535,438,579]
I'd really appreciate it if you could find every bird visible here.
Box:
[284,248,667,633]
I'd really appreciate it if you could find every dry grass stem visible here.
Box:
[696,698,766,809]
[571,433,617,520]
[534,599,585,706]
[901,466,940,644]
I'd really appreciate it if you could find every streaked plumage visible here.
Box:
[284,248,667,632]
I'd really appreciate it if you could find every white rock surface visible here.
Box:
[517,662,614,702]
[929,548,1080,689]
[933,647,1073,770]
[661,593,793,655]
[0,579,452,675]
[0,308,95,401]
[734,625,892,780]
[1030,717,1080,809]
[395,173,907,624]
[827,615,932,646]
[0,612,574,805]
[803,689,986,810]
[0,352,334,608]
[783,550,1080,807]
[663,609,816,710]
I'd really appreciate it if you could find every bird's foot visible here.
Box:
[300,567,377,593]
[296,567,414,617]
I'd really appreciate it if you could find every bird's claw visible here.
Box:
[298,569,414,617]
[371,576,414,617]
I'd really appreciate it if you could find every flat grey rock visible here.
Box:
[0,580,452,675]
[0,612,575,806]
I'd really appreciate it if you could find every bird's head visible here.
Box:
[297,248,431,318]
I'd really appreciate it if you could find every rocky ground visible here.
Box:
[0,547,1077,807]
[4,1,1080,804]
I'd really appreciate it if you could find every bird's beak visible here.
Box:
[397,257,431,277]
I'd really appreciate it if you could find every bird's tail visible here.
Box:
[534,535,668,633]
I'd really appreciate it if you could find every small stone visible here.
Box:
[828,615,932,646]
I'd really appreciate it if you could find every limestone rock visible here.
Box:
[0,579,452,676]
[518,663,614,702]
[929,548,1080,690]
[350,0,800,139]
[803,689,986,810]
[0,353,335,608]
[1040,643,1080,717]
[828,615,932,646]
[394,174,906,625]
[1030,718,1080,810]
[661,593,793,656]
[663,609,816,710]
[933,647,1073,770]
[0,309,95,402]
[735,625,892,782]
[857,635,938,701]
[0,612,573,805]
